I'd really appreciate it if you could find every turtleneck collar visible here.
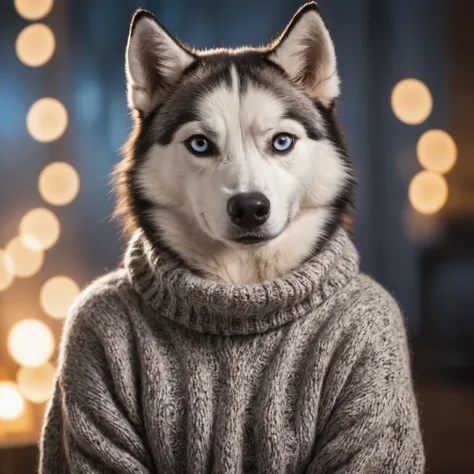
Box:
[125,229,360,336]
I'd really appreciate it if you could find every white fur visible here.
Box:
[126,17,194,114]
[269,8,340,105]
[137,65,349,284]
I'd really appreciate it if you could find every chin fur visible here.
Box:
[114,4,355,285]
[142,207,334,285]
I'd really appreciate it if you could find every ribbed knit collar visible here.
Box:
[125,229,360,336]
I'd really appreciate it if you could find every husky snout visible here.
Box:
[227,192,270,230]
[118,3,355,283]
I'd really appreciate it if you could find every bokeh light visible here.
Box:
[19,208,60,251]
[0,382,25,421]
[27,98,68,143]
[8,319,55,368]
[40,276,80,319]
[16,24,55,67]
[391,79,433,125]
[14,0,54,20]
[0,250,15,291]
[5,236,44,278]
[38,162,80,206]
[16,363,56,404]
[0,367,10,381]
[417,129,457,174]
[403,207,442,242]
[409,170,449,215]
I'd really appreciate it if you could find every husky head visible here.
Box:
[115,2,355,284]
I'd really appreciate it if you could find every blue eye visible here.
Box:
[272,133,294,152]
[187,135,211,155]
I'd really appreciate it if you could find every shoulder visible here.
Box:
[58,270,144,401]
[346,273,402,317]
[338,273,408,349]
[72,268,133,308]
[63,268,140,343]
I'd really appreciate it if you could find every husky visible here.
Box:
[114,1,355,285]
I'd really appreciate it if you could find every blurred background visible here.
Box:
[0,0,473,472]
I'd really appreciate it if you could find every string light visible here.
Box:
[38,162,80,206]
[16,24,55,67]
[16,363,56,404]
[408,170,448,215]
[19,208,60,251]
[14,0,54,21]
[27,98,68,143]
[40,276,80,319]
[0,382,25,421]
[6,0,60,423]
[8,319,55,368]
[417,129,457,174]
[5,236,44,278]
[391,79,432,125]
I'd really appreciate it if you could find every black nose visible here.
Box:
[227,192,270,229]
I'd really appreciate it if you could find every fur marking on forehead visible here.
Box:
[152,59,323,145]
[196,69,286,134]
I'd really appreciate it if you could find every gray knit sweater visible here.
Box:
[39,229,424,473]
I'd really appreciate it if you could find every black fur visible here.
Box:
[120,2,355,267]
[313,99,356,247]
[272,2,325,48]
[127,114,167,248]
[148,52,325,147]
[129,9,196,58]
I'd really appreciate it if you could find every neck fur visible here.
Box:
[151,208,331,285]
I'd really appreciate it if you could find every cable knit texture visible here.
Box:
[39,229,424,473]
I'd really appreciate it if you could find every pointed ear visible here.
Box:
[268,3,340,105]
[125,10,195,115]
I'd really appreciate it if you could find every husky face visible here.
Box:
[115,3,355,283]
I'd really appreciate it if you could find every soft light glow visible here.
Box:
[40,276,80,319]
[0,367,10,381]
[0,250,15,291]
[16,24,55,67]
[0,382,25,421]
[8,319,55,368]
[391,79,433,125]
[16,363,56,404]
[27,98,68,143]
[14,0,53,20]
[417,129,457,174]
[409,171,448,215]
[38,162,80,206]
[403,207,441,241]
[20,208,60,251]
[5,236,44,278]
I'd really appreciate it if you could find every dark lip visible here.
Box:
[232,234,273,245]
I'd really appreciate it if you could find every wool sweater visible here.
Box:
[39,229,424,474]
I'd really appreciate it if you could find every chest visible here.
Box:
[137,323,332,474]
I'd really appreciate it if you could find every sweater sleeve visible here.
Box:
[305,281,425,474]
[39,282,155,474]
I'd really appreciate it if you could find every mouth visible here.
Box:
[232,234,273,245]
[229,212,295,246]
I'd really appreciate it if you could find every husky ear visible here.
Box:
[268,3,340,105]
[125,10,195,115]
